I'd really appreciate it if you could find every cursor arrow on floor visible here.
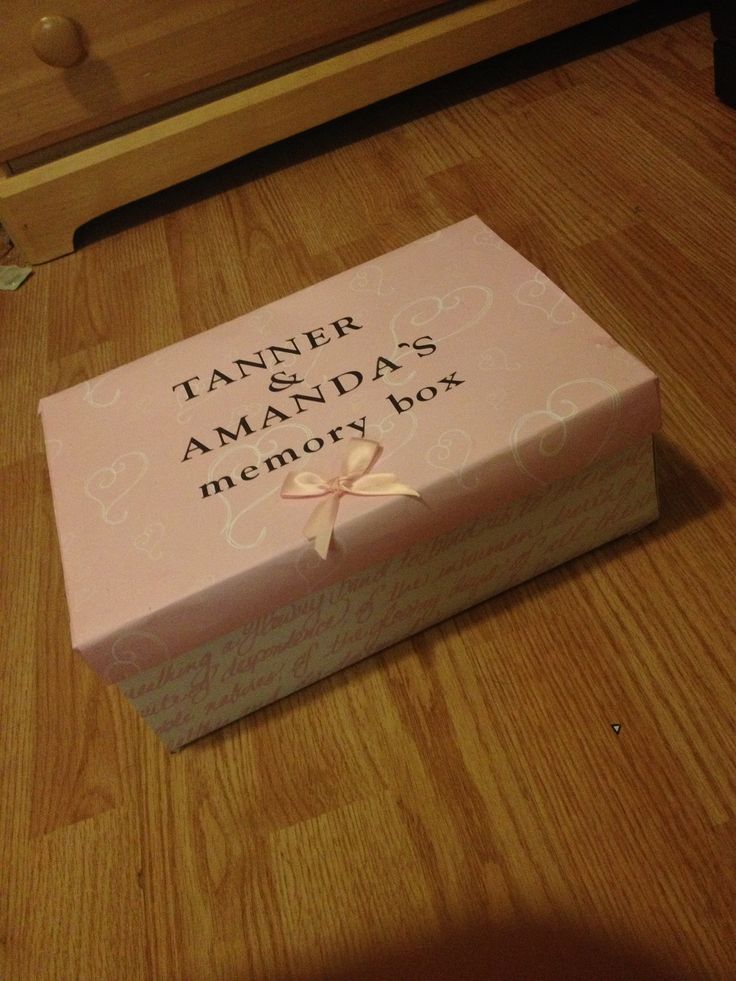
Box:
[611,724,621,734]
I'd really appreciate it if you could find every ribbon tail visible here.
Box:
[304,493,341,559]
[348,473,421,498]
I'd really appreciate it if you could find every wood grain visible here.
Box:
[1,4,733,979]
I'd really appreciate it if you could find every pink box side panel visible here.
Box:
[119,438,658,750]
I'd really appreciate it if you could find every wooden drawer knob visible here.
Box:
[31,15,86,68]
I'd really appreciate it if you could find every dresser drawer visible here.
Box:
[0,0,446,159]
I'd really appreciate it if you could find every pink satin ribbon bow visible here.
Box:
[281,439,421,559]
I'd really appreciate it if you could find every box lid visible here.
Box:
[39,217,660,683]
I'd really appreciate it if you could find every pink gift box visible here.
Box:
[39,217,660,749]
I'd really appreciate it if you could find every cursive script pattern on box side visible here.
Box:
[118,439,657,749]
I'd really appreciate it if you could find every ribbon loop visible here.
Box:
[281,470,330,497]
[281,439,420,558]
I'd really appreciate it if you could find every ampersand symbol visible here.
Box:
[268,371,304,392]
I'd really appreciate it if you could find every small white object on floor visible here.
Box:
[0,265,33,291]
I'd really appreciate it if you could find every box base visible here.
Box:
[119,438,658,749]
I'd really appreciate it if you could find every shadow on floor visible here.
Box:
[252,915,708,980]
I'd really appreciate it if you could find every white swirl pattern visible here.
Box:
[473,228,505,251]
[426,429,478,489]
[84,452,149,524]
[349,263,394,297]
[211,424,314,550]
[510,379,622,485]
[514,271,577,325]
[134,522,166,560]
[479,347,521,372]
[384,286,493,388]
[364,411,419,464]
[111,631,168,676]
[83,378,121,408]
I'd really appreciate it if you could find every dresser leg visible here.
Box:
[0,211,76,264]
[0,172,77,264]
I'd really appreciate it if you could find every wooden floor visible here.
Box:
[2,3,734,979]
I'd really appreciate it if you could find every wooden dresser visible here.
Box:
[0,0,634,263]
